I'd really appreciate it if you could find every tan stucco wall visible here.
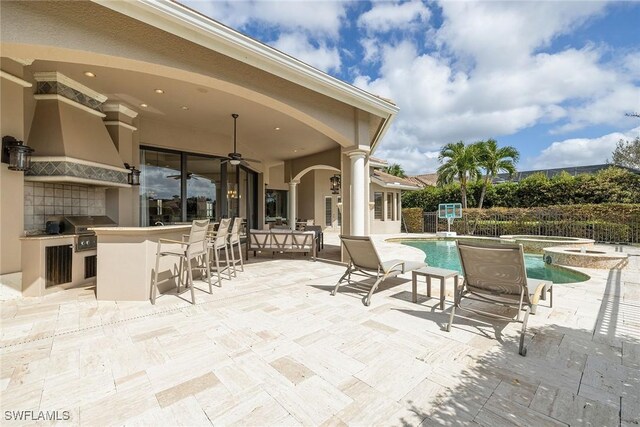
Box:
[369,182,402,234]
[0,73,27,274]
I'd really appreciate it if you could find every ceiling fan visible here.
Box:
[222,113,261,167]
[166,172,200,180]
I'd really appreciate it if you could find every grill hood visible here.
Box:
[25,72,130,187]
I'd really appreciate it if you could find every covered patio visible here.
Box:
[1,237,638,426]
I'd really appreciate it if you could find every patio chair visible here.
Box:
[448,241,552,356]
[228,217,244,276]
[208,218,233,284]
[331,235,426,306]
[151,219,211,305]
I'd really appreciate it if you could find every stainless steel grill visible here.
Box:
[63,215,116,252]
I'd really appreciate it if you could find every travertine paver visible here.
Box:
[0,234,639,426]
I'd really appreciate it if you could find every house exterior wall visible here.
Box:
[369,182,402,234]
[0,68,26,276]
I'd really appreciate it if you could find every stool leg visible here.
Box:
[205,250,213,294]
[151,244,161,304]
[229,242,237,277]
[214,247,222,286]
[237,241,244,272]
[186,257,195,304]
[224,245,232,280]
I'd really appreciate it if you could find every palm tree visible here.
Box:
[476,139,519,209]
[437,141,481,209]
[384,163,406,178]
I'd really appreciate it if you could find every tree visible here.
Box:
[384,163,406,178]
[436,141,480,209]
[475,139,519,209]
[612,136,640,169]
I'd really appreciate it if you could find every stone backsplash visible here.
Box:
[24,182,106,232]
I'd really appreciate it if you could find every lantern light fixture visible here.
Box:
[124,163,141,186]
[330,174,341,194]
[2,136,34,171]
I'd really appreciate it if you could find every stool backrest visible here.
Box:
[187,219,210,257]
[212,218,231,249]
[229,217,241,244]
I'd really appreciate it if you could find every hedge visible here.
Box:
[402,207,423,233]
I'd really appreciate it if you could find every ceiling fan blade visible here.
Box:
[242,158,262,164]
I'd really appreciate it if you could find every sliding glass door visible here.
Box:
[140,146,257,227]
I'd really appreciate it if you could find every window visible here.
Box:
[374,192,383,220]
[265,190,288,222]
[337,196,342,226]
[387,193,394,220]
[325,196,332,226]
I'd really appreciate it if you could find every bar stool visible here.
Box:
[151,219,211,305]
[209,218,232,285]
[228,217,244,276]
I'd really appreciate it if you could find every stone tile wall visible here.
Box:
[24,182,106,232]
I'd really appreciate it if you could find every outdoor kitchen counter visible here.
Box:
[91,225,192,301]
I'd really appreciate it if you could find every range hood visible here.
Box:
[25,72,130,187]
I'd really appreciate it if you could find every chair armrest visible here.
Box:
[158,238,189,246]
[530,281,549,305]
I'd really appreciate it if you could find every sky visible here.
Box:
[181,0,640,175]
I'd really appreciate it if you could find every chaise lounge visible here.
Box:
[332,235,426,306]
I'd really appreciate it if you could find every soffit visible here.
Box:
[29,60,337,162]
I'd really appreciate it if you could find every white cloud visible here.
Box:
[527,126,640,169]
[272,33,341,73]
[358,0,431,34]
[354,1,638,174]
[182,0,347,37]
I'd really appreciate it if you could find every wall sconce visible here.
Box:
[124,163,141,186]
[330,174,341,194]
[2,136,34,171]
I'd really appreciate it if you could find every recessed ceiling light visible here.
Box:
[181,106,189,110]
[154,89,164,94]
[84,71,95,77]
[274,127,280,131]
[140,103,148,108]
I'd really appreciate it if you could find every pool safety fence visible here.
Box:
[422,210,640,244]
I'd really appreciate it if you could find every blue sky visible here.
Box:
[182,0,640,175]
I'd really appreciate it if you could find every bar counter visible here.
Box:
[90,225,192,301]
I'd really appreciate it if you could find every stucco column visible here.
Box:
[288,181,298,230]
[348,150,367,236]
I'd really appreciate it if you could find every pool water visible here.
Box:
[402,240,589,284]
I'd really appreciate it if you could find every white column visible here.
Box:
[288,181,298,230]
[348,150,367,236]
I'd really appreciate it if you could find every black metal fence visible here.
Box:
[423,211,640,244]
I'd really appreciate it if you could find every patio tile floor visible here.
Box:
[1,235,638,426]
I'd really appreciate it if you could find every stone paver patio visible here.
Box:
[1,234,639,426]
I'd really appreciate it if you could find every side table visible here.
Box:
[412,266,459,310]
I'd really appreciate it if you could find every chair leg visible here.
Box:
[151,247,161,304]
[519,307,530,356]
[364,275,385,306]
[186,258,196,305]
[549,285,553,308]
[224,246,232,280]
[237,241,244,271]
[214,247,222,286]
[229,243,237,278]
[331,266,352,296]
[205,250,213,294]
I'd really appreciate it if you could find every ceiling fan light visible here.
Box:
[229,159,241,166]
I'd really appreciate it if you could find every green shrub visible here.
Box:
[401,207,424,233]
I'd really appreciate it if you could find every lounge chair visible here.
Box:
[332,235,426,306]
[448,241,552,356]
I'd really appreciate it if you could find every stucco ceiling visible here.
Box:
[29,60,339,163]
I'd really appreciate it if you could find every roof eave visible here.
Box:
[91,0,399,120]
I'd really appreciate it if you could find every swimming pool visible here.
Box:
[401,239,590,284]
